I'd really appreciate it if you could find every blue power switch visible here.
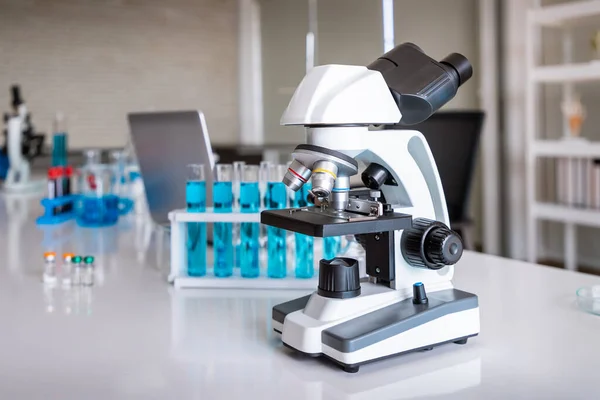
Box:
[412,282,428,304]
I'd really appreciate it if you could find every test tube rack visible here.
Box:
[168,208,319,289]
[36,195,79,225]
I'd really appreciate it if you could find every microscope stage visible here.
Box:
[260,207,412,237]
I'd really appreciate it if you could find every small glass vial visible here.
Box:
[43,252,57,284]
[62,253,74,287]
[82,256,95,286]
[71,256,83,285]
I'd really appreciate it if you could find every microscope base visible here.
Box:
[283,333,478,373]
[273,288,480,373]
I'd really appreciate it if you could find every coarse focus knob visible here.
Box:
[401,218,464,270]
[318,257,361,299]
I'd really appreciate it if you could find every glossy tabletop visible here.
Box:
[1,193,599,399]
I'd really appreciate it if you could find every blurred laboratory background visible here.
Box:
[2,0,600,273]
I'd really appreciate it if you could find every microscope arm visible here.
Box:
[359,129,449,226]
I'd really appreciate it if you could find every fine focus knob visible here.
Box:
[318,257,361,299]
[401,218,464,270]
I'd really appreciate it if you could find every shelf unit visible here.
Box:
[531,139,600,157]
[533,203,600,227]
[533,62,600,83]
[526,1,600,271]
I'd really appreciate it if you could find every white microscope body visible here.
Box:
[3,88,44,193]
[263,43,480,372]
[5,105,31,190]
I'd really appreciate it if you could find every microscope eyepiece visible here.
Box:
[10,85,23,108]
[367,42,473,125]
[440,53,473,87]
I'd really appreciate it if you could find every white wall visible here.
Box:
[0,0,238,149]
[259,0,307,145]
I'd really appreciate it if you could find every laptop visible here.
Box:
[127,111,215,228]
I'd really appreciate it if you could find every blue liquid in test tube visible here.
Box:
[186,180,206,277]
[267,181,287,278]
[213,181,233,277]
[293,184,314,278]
[323,236,342,260]
[52,133,67,167]
[240,182,260,278]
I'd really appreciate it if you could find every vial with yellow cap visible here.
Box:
[62,253,75,286]
[82,256,95,286]
[43,252,57,284]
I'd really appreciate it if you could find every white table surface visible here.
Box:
[1,193,600,400]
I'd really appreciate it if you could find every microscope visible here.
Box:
[2,85,45,192]
[261,43,480,373]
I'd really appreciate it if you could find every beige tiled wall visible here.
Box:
[0,0,238,149]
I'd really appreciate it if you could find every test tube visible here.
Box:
[187,164,207,277]
[52,112,68,167]
[323,236,342,260]
[293,183,314,278]
[259,160,271,209]
[213,164,234,277]
[240,165,260,278]
[233,161,246,268]
[83,148,101,166]
[258,160,272,266]
[267,164,289,278]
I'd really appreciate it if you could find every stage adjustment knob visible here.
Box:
[318,257,361,299]
[401,218,464,270]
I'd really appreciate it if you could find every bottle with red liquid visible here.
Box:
[47,167,61,215]
[64,166,73,212]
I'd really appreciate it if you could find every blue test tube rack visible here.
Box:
[168,207,321,290]
[36,195,80,225]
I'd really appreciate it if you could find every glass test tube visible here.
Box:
[186,164,207,277]
[267,164,288,278]
[233,161,246,268]
[259,161,271,209]
[293,183,314,278]
[52,113,68,167]
[258,161,271,267]
[83,148,101,166]
[213,164,234,277]
[323,236,342,260]
[239,165,260,278]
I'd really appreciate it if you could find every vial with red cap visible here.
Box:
[55,166,65,199]
[47,167,59,199]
